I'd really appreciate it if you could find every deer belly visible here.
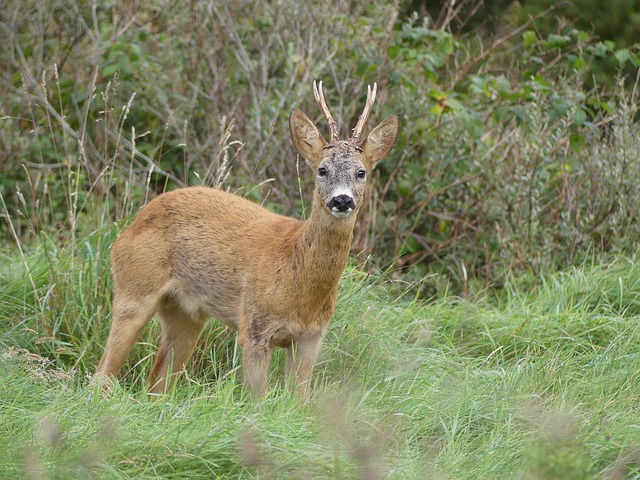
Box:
[163,277,241,329]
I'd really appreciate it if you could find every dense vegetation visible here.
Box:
[2,0,640,292]
[2,0,640,477]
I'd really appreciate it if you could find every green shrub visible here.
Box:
[2,0,640,294]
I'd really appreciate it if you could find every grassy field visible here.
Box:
[2,223,640,479]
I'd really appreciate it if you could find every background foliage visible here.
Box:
[2,0,640,295]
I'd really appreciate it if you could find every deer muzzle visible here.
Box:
[328,194,356,218]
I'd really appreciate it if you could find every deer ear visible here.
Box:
[290,109,326,167]
[360,116,399,169]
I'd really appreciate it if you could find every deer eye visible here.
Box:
[318,167,328,177]
[357,169,366,179]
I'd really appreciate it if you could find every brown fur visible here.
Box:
[95,97,398,397]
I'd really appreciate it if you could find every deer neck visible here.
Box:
[295,201,356,290]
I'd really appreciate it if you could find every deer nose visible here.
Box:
[328,194,356,213]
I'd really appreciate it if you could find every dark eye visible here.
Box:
[357,169,366,179]
[318,167,327,177]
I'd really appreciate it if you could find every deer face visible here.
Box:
[315,143,367,219]
[290,104,399,220]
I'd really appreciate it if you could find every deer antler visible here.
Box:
[313,80,339,144]
[349,82,377,147]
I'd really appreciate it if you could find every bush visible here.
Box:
[2,0,640,295]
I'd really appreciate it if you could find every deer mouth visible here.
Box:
[330,209,352,219]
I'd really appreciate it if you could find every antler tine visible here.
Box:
[313,80,339,144]
[350,82,377,146]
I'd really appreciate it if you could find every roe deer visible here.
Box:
[94,81,398,396]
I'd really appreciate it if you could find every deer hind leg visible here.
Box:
[147,300,205,394]
[285,333,323,398]
[95,294,158,384]
[93,294,157,389]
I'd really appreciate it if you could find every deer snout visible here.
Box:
[328,194,356,218]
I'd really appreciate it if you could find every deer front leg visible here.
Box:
[285,333,323,398]
[242,338,272,396]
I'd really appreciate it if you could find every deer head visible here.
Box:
[290,81,399,219]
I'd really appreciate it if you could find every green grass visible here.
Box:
[2,228,640,478]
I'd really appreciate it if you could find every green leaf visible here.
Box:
[572,108,587,128]
[429,89,447,101]
[569,131,585,152]
[570,57,587,71]
[102,64,119,77]
[591,42,609,57]
[574,30,590,43]
[523,30,536,49]
[615,49,631,65]
[547,34,570,49]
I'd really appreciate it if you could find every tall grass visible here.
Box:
[2,215,640,477]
